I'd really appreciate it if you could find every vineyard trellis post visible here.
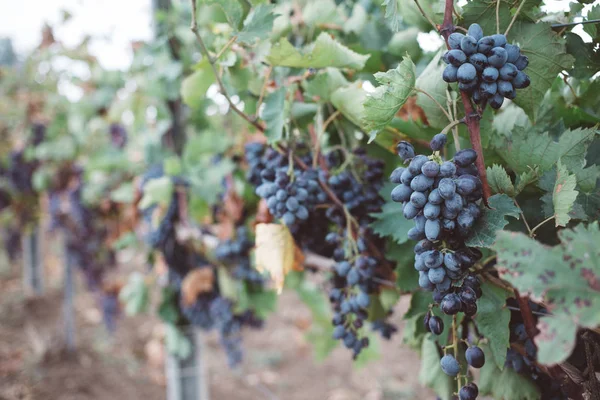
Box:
[63,236,76,351]
[22,224,44,296]
[165,328,209,400]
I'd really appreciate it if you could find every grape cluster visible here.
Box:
[325,148,385,225]
[442,23,530,109]
[249,145,327,230]
[391,139,484,302]
[215,226,264,285]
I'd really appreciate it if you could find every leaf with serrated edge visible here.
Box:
[515,166,540,194]
[495,127,598,175]
[474,283,511,369]
[493,222,600,364]
[260,87,286,144]
[415,51,447,130]
[201,0,243,28]
[267,32,369,69]
[553,161,578,226]
[362,57,416,136]
[465,194,520,248]
[237,4,277,45]
[576,164,600,193]
[478,343,540,400]
[330,82,366,128]
[487,164,515,196]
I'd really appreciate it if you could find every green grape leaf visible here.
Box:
[415,52,448,130]
[139,176,174,209]
[237,4,277,45]
[576,164,600,193]
[515,166,540,194]
[260,86,287,143]
[465,194,520,248]
[267,32,369,69]
[158,287,179,325]
[362,57,416,137]
[565,32,600,79]
[370,183,413,244]
[473,283,511,369]
[509,22,575,119]
[382,0,400,32]
[119,272,149,316]
[201,0,244,28]
[494,127,598,175]
[344,4,368,35]
[478,344,540,400]
[487,164,515,196]
[330,81,366,128]
[302,68,349,103]
[397,0,442,31]
[552,161,579,227]
[165,324,192,359]
[493,222,600,364]
[180,61,214,109]
[461,0,513,35]
[419,335,455,400]
[302,0,344,28]
[388,241,419,292]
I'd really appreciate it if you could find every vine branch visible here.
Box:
[504,0,526,36]
[440,0,492,204]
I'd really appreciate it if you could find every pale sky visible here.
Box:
[0,0,594,70]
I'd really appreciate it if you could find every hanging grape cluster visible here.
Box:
[442,23,530,109]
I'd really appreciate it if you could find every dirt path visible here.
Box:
[0,259,432,400]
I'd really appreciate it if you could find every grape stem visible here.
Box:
[514,289,539,340]
[504,0,527,36]
[414,88,453,123]
[440,0,492,204]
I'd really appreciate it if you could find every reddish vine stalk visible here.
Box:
[440,0,492,204]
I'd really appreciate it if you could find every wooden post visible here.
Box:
[22,224,44,296]
[63,239,76,351]
[165,328,209,400]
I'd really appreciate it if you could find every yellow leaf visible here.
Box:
[255,223,304,294]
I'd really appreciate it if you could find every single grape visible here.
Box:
[333,325,346,339]
[356,292,371,308]
[457,63,477,83]
[499,63,518,80]
[440,354,461,376]
[335,261,352,276]
[400,168,414,184]
[482,66,499,82]
[444,252,461,272]
[418,271,434,290]
[460,36,478,56]
[428,316,444,335]
[422,161,440,177]
[467,23,483,41]
[439,161,457,177]
[428,267,446,284]
[479,81,498,98]
[459,286,477,304]
[498,80,515,98]
[414,239,434,254]
[428,189,443,205]
[488,47,508,68]
[454,149,477,167]
[436,276,452,292]
[423,202,441,219]
[414,253,427,271]
[446,49,467,66]
[505,44,520,63]
[397,141,416,161]
[514,55,529,70]
[403,202,420,219]
[465,346,485,368]
[410,174,434,192]
[438,178,456,199]
[463,301,478,317]
[391,184,412,203]
[459,383,479,400]
[456,176,478,195]
[390,167,405,183]
[458,80,478,93]
[423,250,443,269]
[441,293,463,315]
[410,191,428,208]
[477,36,495,54]
[468,53,487,72]
[443,65,458,83]
[491,33,507,47]
[425,219,441,241]
[448,33,465,49]
[513,71,531,89]
[490,93,505,109]
[430,133,447,151]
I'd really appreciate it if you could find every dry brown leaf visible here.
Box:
[255,223,304,293]
[181,268,214,306]
[396,96,428,124]
[254,198,274,225]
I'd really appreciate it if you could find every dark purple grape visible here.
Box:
[428,316,444,335]
[514,55,529,71]
[410,191,428,208]
[439,161,456,177]
[468,53,487,72]
[465,346,485,368]
[482,66,499,82]
[460,36,478,55]
[477,36,495,54]
[490,93,505,109]
[448,33,465,49]
[459,383,479,400]
[397,141,416,161]
[468,24,483,41]
[459,286,477,304]
[446,49,467,66]
[443,65,458,83]
[457,63,477,83]
[454,149,477,167]
[513,71,530,89]
[441,293,463,315]
[491,34,507,47]
[422,161,440,177]
[430,133,447,151]
[441,354,460,376]
[499,63,518,80]
[423,312,432,332]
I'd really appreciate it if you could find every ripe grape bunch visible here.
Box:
[442,23,530,109]
[246,144,327,230]
[391,137,486,398]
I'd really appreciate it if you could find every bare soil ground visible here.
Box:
[0,244,432,400]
